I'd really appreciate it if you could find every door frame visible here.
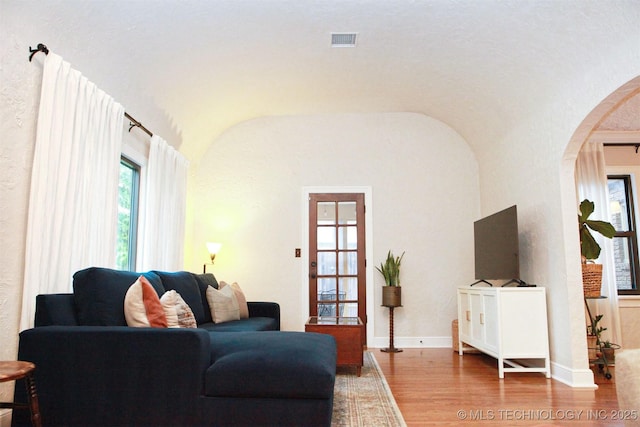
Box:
[302,186,374,345]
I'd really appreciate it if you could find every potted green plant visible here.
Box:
[579,199,616,297]
[601,341,620,362]
[586,314,606,360]
[376,250,404,307]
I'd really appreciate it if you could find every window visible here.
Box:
[117,157,140,270]
[607,175,639,294]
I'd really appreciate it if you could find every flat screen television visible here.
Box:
[474,205,524,286]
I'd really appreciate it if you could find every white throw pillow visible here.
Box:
[220,281,250,319]
[206,284,240,323]
[160,290,197,328]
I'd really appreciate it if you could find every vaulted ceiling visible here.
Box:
[6,0,639,160]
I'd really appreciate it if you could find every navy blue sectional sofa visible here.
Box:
[13,267,337,427]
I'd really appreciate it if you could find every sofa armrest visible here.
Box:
[35,294,78,326]
[14,326,211,427]
[248,302,280,330]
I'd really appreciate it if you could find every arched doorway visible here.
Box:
[560,76,640,384]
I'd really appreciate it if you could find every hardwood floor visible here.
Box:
[374,348,624,426]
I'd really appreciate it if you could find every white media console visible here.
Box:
[457,286,551,378]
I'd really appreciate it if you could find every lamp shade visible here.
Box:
[206,242,222,258]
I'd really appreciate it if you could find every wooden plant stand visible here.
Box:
[381,306,403,353]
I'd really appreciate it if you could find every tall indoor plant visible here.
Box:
[376,250,404,307]
[578,199,616,297]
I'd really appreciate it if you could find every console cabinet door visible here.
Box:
[458,290,471,341]
[481,292,498,353]
[470,292,483,343]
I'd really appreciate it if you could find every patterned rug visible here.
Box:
[332,351,407,427]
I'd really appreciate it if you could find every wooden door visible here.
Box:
[308,193,367,342]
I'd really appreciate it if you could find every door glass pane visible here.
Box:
[613,236,633,290]
[339,277,358,300]
[317,202,336,225]
[338,226,357,249]
[338,202,357,225]
[317,227,336,250]
[318,303,338,316]
[318,278,337,294]
[338,251,357,275]
[341,303,358,317]
[318,252,336,275]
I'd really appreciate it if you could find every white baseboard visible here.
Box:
[550,361,598,389]
[370,335,452,349]
[0,409,12,427]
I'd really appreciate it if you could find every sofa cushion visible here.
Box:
[124,276,168,327]
[198,317,278,332]
[193,273,219,324]
[205,331,336,399]
[206,285,240,323]
[73,267,164,326]
[153,271,206,324]
[160,290,197,328]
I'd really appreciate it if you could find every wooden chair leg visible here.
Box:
[25,373,42,427]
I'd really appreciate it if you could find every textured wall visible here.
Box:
[0,30,43,403]
[188,113,480,341]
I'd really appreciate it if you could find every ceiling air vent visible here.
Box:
[331,33,357,47]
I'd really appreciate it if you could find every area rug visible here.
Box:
[332,351,407,427]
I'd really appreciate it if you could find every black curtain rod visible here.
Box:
[124,112,153,137]
[603,143,640,153]
[29,43,153,138]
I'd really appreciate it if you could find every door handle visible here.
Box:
[309,261,317,279]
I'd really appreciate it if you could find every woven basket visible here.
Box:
[587,335,598,360]
[452,319,459,352]
[582,263,603,298]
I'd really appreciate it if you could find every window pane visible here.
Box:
[117,158,139,271]
[613,237,633,290]
[607,175,639,293]
[608,178,630,232]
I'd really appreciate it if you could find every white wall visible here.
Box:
[0,36,43,403]
[187,113,480,344]
[473,70,640,386]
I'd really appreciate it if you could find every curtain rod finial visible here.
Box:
[28,43,49,62]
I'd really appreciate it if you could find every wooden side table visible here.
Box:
[305,316,364,376]
[0,361,42,427]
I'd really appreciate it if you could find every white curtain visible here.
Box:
[139,135,189,271]
[575,141,621,346]
[21,53,124,330]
